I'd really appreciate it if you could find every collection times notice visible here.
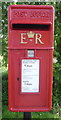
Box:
[21,59,39,93]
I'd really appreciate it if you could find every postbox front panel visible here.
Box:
[8,5,54,112]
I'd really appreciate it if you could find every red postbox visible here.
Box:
[8,5,54,112]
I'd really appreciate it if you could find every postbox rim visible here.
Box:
[8,4,54,10]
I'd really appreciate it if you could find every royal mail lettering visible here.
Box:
[12,10,50,18]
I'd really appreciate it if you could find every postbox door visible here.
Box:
[9,49,53,111]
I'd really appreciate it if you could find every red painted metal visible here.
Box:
[8,5,54,112]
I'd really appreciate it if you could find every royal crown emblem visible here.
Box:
[27,31,35,38]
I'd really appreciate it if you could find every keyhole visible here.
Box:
[17,77,19,81]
